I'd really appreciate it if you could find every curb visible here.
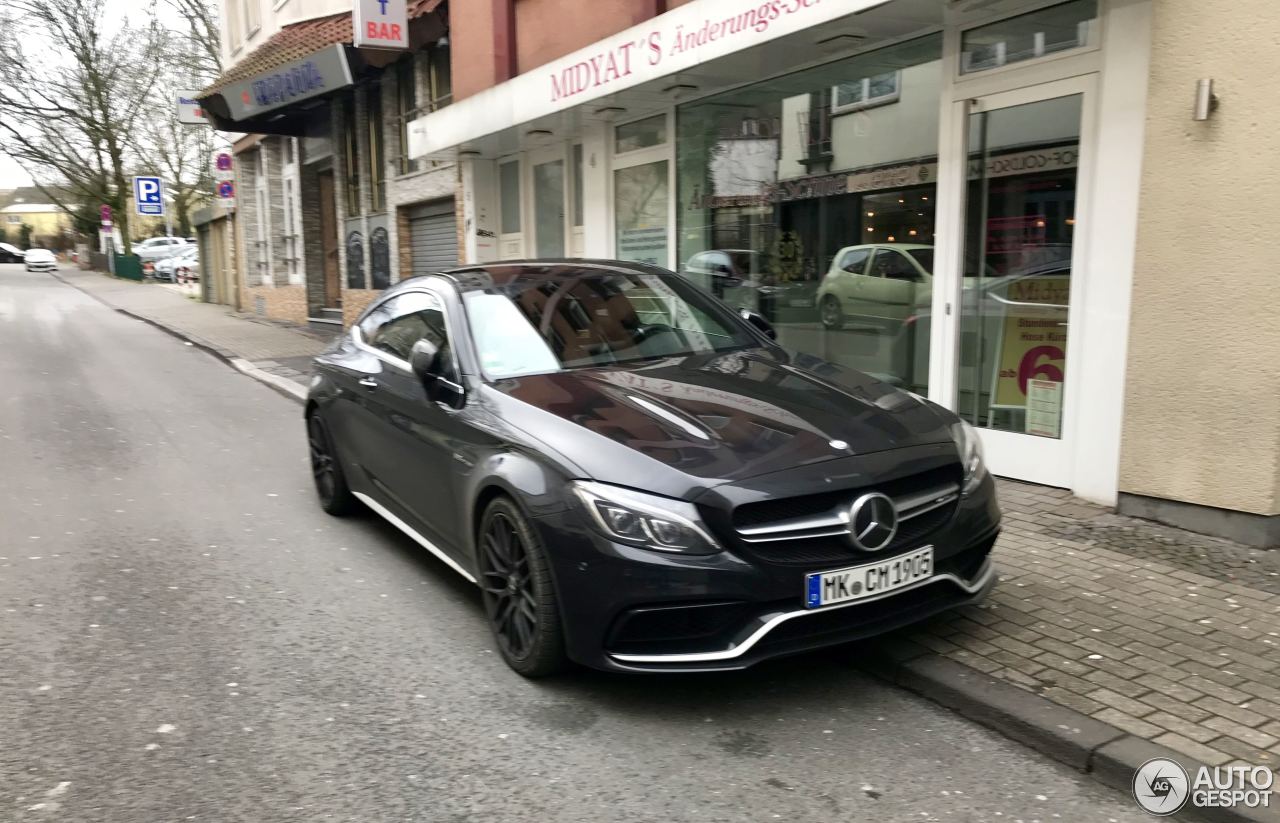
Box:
[860,644,1279,823]
[55,270,309,407]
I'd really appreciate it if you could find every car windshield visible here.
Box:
[463,268,758,379]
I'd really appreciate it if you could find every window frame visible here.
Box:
[351,286,464,392]
[368,82,386,213]
[342,93,361,216]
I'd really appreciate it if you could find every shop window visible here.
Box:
[961,0,1097,74]
[571,144,584,228]
[615,115,666,154]
[499,160,521,235]
[615,160,668,266]
[368,83,386,213]
[677,34,943,395]
[831,71,900,114]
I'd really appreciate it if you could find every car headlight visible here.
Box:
[950,419,988,495]
[571,480,721,555]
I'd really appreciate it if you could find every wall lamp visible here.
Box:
[1193,79,1219,121]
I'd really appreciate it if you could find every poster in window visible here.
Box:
[615,160,668,267]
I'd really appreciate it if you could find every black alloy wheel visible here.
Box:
[307,412,358,515]
[478,497,566,677]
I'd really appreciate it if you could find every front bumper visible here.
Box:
[532,471,1000,673]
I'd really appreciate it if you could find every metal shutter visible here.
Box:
[409,200,458,276]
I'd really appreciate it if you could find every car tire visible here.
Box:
[820,295,845,330]
[307,411,359,516]
[477,496,567,678]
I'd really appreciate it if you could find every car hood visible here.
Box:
[488,348,956,498]
[25,251,54,261]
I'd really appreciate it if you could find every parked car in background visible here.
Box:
[0,242,24,263]
[153,246,199,282]
[135,236,190,263]
[24,248,57,272]
[305,260,999,677]
[816,243,936,330]
[681,249,760,297]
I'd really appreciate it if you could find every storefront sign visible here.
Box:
[354,0,408,50]
[970,145,1077,180]
[992,275,1070,410]
[176,90,209,125]
[847,162,936,193]
[409,0,889,157]
[220,45,353,122]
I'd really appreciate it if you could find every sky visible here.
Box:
[0,0,195,189]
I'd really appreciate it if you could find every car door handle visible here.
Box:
[358,377,378,390]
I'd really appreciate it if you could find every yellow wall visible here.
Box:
[1120,0,1280,515]
[3,210,69,239]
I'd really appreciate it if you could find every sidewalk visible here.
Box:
[878,481,1280,797]
[58,268,327,396]
[60,267,1280,807]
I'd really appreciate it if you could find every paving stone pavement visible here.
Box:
[58,269,331,388]
[51,268,1280,780]
[905,478,1280,773]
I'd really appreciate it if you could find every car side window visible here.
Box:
[366,292,459,382]
[873,249,922,282]
[839,248,871,274]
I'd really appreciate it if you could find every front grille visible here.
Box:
[732,464,960,529]
[728,464,963,566]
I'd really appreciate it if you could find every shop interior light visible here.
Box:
[888,235,896,242]
[866,211,875,217]
[866,227,874,232]
[909,229,918,236]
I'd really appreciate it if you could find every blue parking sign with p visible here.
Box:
[134,176,164,216]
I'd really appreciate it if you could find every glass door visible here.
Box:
[940,76,1094,487]
[529,145,567,258]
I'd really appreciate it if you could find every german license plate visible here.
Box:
[804,547,934,609]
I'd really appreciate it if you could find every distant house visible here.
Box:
[0,203,72,249]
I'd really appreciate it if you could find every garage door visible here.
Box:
[409,200,458,276]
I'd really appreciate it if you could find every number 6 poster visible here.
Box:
[991,275,1070,436]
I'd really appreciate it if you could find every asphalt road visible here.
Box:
[0,264,1146,822]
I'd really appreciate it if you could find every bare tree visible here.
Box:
[165,0,222,80]
[135,0,225,237]
[0,0,163,253]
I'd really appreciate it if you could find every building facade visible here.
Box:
[198,0,458,330]
[403,0,1279,545]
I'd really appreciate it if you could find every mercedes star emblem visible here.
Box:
[848,492,899,552]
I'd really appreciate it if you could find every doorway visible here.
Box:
[318,170,341,308]
[934,75,1096,489]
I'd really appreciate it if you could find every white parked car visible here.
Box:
[135,236,190,263]
[24,248,57,272]
[154,246,199,282]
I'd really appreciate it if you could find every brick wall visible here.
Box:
[342,289,380,327]
[241,285,310,326]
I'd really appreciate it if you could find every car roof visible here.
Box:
[836,243,934,252]
[386,259,674,296]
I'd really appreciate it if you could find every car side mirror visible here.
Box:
[739,309,776,340]
[410,339,465,408]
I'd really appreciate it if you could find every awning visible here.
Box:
[198,1,445,134]
[406,0,890,159]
